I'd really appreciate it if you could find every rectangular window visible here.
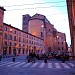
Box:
[9,42,12,46]
[26,39,28,43]
[58,47,60,50]
[62,47,63,50]
[19,37,21,42]
[4,33,7,39]
[32,41,33,44]
[14,36,16,41]
[4,41,7,45]
[62,42,63,44]
[34,38,35,40]
[26,49,28,54]
[9,47,12,54]
[34,42,35,45]
[19,44,21,47]
[26,35,28,38]
[14,31,16,34]
[23,44,24,47]
[14,43,16,46]
[58,42,59,44]
[29,40,31,44]
[22,49,24,54]
[19,32,21,35]
[18,48,21,54]
[41,32,43,37]
[9,35,12,40]
[4,27,7,31]
[48,47,51,52]
[32,37,33,39]
[23,38,25,43]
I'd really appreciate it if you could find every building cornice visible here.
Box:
[0,6,6,11]
[3,23,44,40]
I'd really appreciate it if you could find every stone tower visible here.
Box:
[22,14,31,32]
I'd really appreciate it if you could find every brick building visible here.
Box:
[66,0,75,56]
[0,7,44,56]
[22,13,67,53]
[0,6,67,56]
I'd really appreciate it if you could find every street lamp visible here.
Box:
[57,36,59,38]
[10,29,12,31]
[41,25,44,28]
[64,41,65,42]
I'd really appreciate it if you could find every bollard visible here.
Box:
[28,59,30,63]
[0,58,1,61]
[44,58,47,63]
[62,60,65,63]
[0,55,2,61]
[12,57,15,62]
[61,57,65,63]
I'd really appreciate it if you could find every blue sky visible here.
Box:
[0,0,71,47]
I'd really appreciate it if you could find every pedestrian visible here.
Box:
[27,52,32,63]
[61,53,65,63]
[32,52,36,63]
[44,53,47,63]
[0,54,2,61]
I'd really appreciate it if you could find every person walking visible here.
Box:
[0,54,2,61]
[44,53,47,63]
[32,52,36,63]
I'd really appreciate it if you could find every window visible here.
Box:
[14,36,16,41]
[19,37,21,42]
[23,38,25,43]
[18,48,21,54]
[62,42,63,44]
[4,27,7,31]
[48,47,51,53]
[29,40,31,44]
[62,47,63,50]
[32,37,33,39]
[14,31,17,34]
[4,41,7,45]
[9,35,12,40]
[26,39,28,43]
[14,43,16,46]
[4,33,7,39]
[26,49,28,54]
[41,32,43,37]
[29,36,31,39]
[58,42,59,44]
[9,42,12,46]
[27,45,28,48]
[34,38,35,40]
[19,44,21,47]
[37,50,39,53]
[9,47,12,54]
[61,37,63,39]
[58,47,60,50]
[49,29,50,31]
[23,44,25,47]
[19,32,21,35]
[32,41,33,44]
[26,34,28,38]
[34,42,35,45]
[22,49,24,54]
